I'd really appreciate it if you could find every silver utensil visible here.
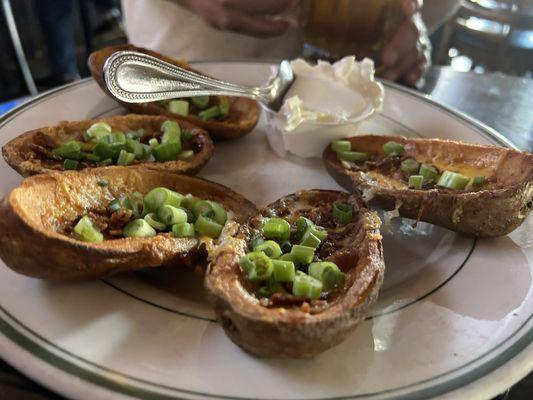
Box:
[103,51,295,111]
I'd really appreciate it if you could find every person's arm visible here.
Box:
[169,0,295,37]
[379,0,461,85]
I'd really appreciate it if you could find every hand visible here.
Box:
[180,0,295,37]
[379,0,431,86]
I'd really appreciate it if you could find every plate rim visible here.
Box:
[0,61,530,400]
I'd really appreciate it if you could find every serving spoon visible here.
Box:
[103,50,295,111]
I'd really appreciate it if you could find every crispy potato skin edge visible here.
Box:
[2,114,214,178]
[0,168,257,280]
[323,136,533,238]
[88,44,261,141]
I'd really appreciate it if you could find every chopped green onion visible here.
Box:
[198,105,221,120]
[149,138,159,148]
[258,286,272,298]
[262,217,290,240]
[280,253,301,269]
[308,262,345,291]
[97,179,108,187]
[181,130,193,141]
[299,230,321,248]
[144,188,182,211]
[152,142,181,162]
[172,222,195,238]
[63,159,79,170]
[177,150,194,160]
[125,138,144,159]
[129,192,144,218]
[97,158,113,167]
[254,240,282,259]
[157,205,188,225]
[290,244,315,265]
[207,200,227,225]
[191,96,210,109]
[239,251,273,282]
[161,126,181,145]
[144,213,167,231]
[333,202,353,224]
[272,259,295,282]
[332,140,351,153]
[168,100,189,116]
[251,236,265,249]
[400,158,420,174]
[123,219,157,238]
[218,98,230,116]
[126,130,144,140]
[280,240,292,254]
[92,136,124,161]
[53,141,82,160]
[472,176,485,188]
[408,175,424,189]
[73,215,103,243]
[437,171,470,190]
[192,200,214,219]
[338,151,370,162]
[419,163,438,181]
[309,225,327,242]
[382,141,404,156]
[194,215,223,238]
[161,120,180,134]
[79,152,100,162]
[116,150,135,166]
[85,122,112,141]
[296,216,313,239]
[181,193,198,210]
[292,271,323,300]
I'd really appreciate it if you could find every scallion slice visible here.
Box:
[419,163,438,181]
[73,215,103,243]
[332,140,351,153]
[191,96,209,109]
[198,105,221,120]
[471,176,485,188]
[123,219,156,238]
[400,158,420,174]
[253,240,282,259]
[292,271,323,300]
[382,141,404,156]
[338,151,369,162]
[157,205,188,225]
[194,215,223,238]
[168,100,189,116]
[333,202,353,224]
[172,222,195,238]
[437,171,470,190]
[177,150,194,160]
[239,251,273,282]
[53,141,82,160]
[308,262,345,291]
[272,259,295,282]
[63,159,79,170]
[408,175,424,189]
[290,244,315,265]
[207,200,227,225]
[262,217,290,240]
[299,230,321,248]
[144,213,167,231]
[144,188,182,211]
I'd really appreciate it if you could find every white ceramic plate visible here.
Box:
[0,62,531,400]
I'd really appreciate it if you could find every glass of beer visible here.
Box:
[299,0,404,62]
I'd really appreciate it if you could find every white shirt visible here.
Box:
[121,0,302,61]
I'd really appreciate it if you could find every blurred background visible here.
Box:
[1,0,532,114]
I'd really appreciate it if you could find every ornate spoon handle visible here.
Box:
[103,51,278,105]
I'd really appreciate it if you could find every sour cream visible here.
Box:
[263,56,384,158]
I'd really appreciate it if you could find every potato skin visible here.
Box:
[0,167,257,280]
[88,44,261,141]
[2,114,214,177]
[205,190,385,358]
[323,135,533,238]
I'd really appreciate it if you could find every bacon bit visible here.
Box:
[108,209,133,230]
[269,292,305,307]
[86,211,109,231]
[109,229,123,236]
[28,144,62,161]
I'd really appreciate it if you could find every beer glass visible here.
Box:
[299,0,404,62]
